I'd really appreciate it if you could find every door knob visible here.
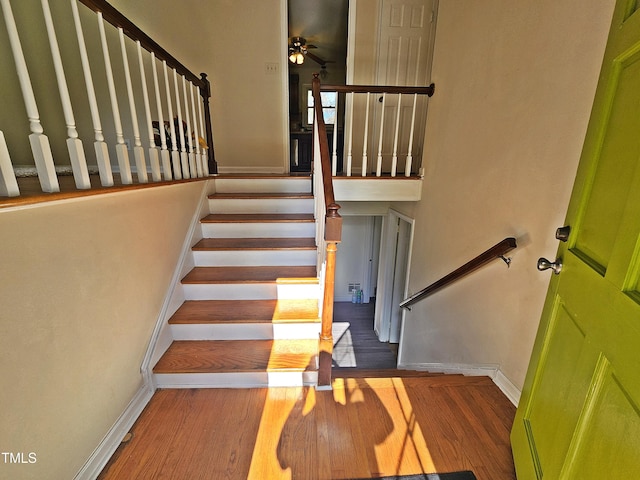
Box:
[537,257,562,275]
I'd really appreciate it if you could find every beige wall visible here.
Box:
[109,0,289,173]
[0,182,203,479]
[399,0,616,390]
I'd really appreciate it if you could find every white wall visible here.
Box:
[398,0,616,390]
[0,182,204,479]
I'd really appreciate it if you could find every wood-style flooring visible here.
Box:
[98,375,516,480]
[99,301,517,479]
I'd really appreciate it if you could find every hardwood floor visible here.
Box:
[100,302,516,479]
[333,301,398,370]
[98,375,516,479]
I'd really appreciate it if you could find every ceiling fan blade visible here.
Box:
[305,51,328,66]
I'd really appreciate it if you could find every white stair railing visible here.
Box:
[319,83,435,177]
[1,0,59,193]
[0,0,216,200]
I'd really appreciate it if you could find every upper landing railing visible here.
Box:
[318,82,435,178]
[0,0,216,199]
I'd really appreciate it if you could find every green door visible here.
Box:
[511,1,640,478]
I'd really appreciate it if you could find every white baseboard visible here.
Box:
[73,383,154,480]
[216,165,286,174]
[397,361,521,406]
[493,369,521,407]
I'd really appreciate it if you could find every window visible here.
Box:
[306,89,337,125]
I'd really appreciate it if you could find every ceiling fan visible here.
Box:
[288,36,332,66]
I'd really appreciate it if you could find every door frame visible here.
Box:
[374,209,415,344]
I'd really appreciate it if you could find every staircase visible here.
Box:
[152,176,323,388]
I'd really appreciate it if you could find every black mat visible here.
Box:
[356,471,477,480]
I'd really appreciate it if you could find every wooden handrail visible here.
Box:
[77,0,217,173]
[319,83,435,97]
[312,75,342,243]
[311,74,342,388]
[400,237,517,310]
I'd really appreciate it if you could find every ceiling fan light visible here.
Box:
[295,52,304,64]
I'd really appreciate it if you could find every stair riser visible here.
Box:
[154,371,318,389]
[208,198,314,215]
[192,250,316,267]
[214,178,311,194]
[183,282,320,301]
[170,323,321,341]
[200,222,315,238]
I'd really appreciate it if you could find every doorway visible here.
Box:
[375,209,414,344]
[287,0,349,172]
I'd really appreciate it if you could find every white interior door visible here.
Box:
[374,0,437,173]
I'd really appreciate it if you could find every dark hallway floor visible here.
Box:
[332,301,398,370]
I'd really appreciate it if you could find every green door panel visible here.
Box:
[512,2,640,478]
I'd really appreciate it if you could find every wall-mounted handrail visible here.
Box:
[400,237,517,310]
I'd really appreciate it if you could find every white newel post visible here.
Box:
[1,0,59,193]
[98,13,132,184]
[182,76,196,178]
[137,42,160,181]
[71,0,113,187]
[0,131,19,197]
[173,70,189,178]
[163,61,181,180]
[189,82,203,177]
[362,92,371,177]
[151,54,171,180]
[405,93,418,177]
[376,93,386,177]
[42,0,90,189]
[391,93,402,177]
[119,29,147,183]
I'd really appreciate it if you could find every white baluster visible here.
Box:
[137,42,160,181]
[70,0,112,187]
[98,13,132,184]
[173,70,189,178]
[163,61,181,179]
[119,29,147,183]
[151,54,171,180]
[196,86,209,176]
[346,92,354,177]
[42,0,90,189]
[182,76,196,177]
[188,81,202,177]
[405,93,418,177]
[391,93,402,177]
[362,92,370,177]
[1,0,59,193]
[0,131,19,197]
[331,97,338,176]
[376,93,386,177]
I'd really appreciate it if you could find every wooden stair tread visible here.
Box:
[201,213,314,223]
[169,299,320,324]
[182,266,318,284]
[193,237,316,251]
[209,192,313,199]
[331,368,454,379]
[153,340,318,374]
